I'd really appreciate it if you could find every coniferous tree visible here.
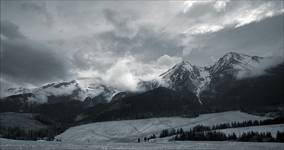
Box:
[276,131,284,142]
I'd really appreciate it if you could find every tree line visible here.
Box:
[0,126,66,141]
[157,117,284,143]
[174,130,284,142]
[158,117,284,139]
[211,117,284,130]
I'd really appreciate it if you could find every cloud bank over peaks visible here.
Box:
[76,55,182,92]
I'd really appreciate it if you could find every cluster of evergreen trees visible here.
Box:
[174,130,228,141]
[0,126,66,141]
[238,131,274,142]
[158,117,284,139]
[159,128,184,138]
[174,130,284,142]
[211,117,284,130]
[158,123,284,143]
[159,125,218,139]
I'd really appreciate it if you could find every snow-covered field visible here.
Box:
[1,111,283,150]
[56,111,270,143]
[1,138,284,150]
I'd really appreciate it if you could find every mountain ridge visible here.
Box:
[1,52,281,106]
[0,51,283,126]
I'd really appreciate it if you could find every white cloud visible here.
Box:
[231,3,284,27]
[183,0,212,13]
[104,57,139,91]
[75,55,182,91]
[181,0,284,35]
[157,55,182,67]
[214,0,230,12]
[184,24,224,35]
[183,0,230,13]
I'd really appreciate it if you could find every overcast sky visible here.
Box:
[1,0,283,90]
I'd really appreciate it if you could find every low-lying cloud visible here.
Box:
[237,56,284,79]
[76,55,181,91]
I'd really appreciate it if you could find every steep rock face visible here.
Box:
[160,61,201,93]
[158,61,210,104]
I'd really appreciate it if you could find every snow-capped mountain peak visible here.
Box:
[160,60,194,78]
[158,60,210,104]
[1,80,119,104]
[1,52,270,106]
[152,52,265,105]
[210,52,263,75]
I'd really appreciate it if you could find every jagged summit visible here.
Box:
[158,60,210,104]
[220,52,262,63]
[160,60,194,77]
[160,60,200,87]
[210,52,263,75]
[154,52,266,105]
[174,60,195,71]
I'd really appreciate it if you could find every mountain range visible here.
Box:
[1,52,283,125]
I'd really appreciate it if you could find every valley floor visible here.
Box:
[1,138,284,150]
[1,111,283,150]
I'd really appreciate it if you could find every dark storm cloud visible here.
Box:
[1,0,283,90]
[186,14,284,66]
[0,20,71,86]
[0,21,25,39]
